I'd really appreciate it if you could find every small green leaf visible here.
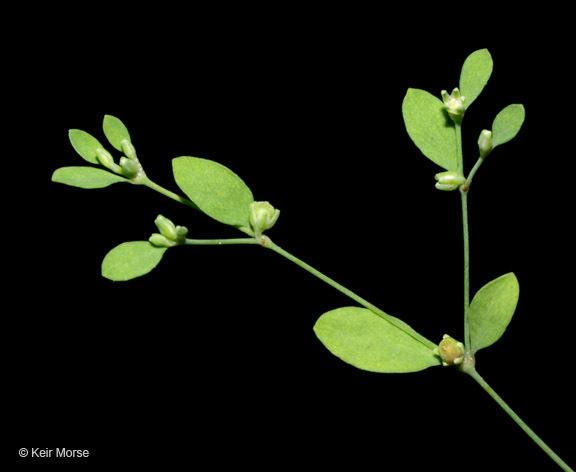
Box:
[459,48,493,109]
[103,115,131,151]
[102,241,167,281]
[69,129,106,164]
[313,307,441,373]
[52,166,128,189]
[402,88,458,171]
[172,156,254,227]
[469,273,520,354]
[491,104,525,147]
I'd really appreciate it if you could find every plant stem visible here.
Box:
[456,119,472,355]
[138,175,200,211]
[263,238,437,350]
[455,123,464,174]
[183,238,260,246]
[460,188,472,353]
[462,156,485,192]
[460,156,485,352]
[466,368,574,472]
[180,234,436,349]
[137,168,436,350]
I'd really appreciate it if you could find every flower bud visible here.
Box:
[434,171,466,191]
[249,201,280,237]
[478,129,493,158]
[441,88,466,124]
[434,334,465,366]
[175,225,189,241]
[152,215,188,246]
[121,139,137,159]
[120,156,142,178]
[96,148,122,174]
[149,233,177,248]
[154,214,178,241]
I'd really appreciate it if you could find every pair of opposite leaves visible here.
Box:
[315,49,524,372]
[314,274,519,373]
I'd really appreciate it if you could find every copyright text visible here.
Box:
[19,448,90,459]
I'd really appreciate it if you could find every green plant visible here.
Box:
[51,49,573,471]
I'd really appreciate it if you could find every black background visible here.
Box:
[5,5,575,471]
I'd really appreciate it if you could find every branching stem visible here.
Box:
[139,149,572,471]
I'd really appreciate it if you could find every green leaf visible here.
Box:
[313,307,441,373]
[402,88,458,171]
[102,241,167,281]
[69,129,106,164]
[103,115,131,151]
[52,166,128,189]
[469,273,520,354]
[491,104,525,147]
[459,48,493,109]
[172,156,254,227]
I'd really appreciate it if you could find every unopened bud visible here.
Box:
[149,233,177,248]
[434,334,465,366]
[153,215,188,245]
[96,148,122,174]
[120,156,142,178]
[441,88,466,124]
[249,201,280,237]
[478,129,493,158]
[154,215,178,241]
[175,225,188,241]
[434,171,466,191]
[121,139,137,159]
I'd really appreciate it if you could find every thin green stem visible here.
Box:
[183,238,260,246]
[455,123,464,174]
[460,188,471,353]
[456,119,472,355]
[462,156,485,192]
[263,238,437,350]
[460,156,486,352]
[138,174,200,211]
[180,235,436,349]
[466,368,574,472]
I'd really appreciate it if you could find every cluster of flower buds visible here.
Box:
[149,215,188,247]
[95,139,143,179]
[249,201,280,239]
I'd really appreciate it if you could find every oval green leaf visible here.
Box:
[102,241,167,281]
[459,48,493,109]
[69,129,106,164]
[402,88,458,171]
[469,273,520,354]
[172,156,254,227]
[103,115,131,151]
[52,166,128,189]
[491,104,525,147]
[313,307,441,373]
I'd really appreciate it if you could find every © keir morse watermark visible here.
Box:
[19,447,90,459]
